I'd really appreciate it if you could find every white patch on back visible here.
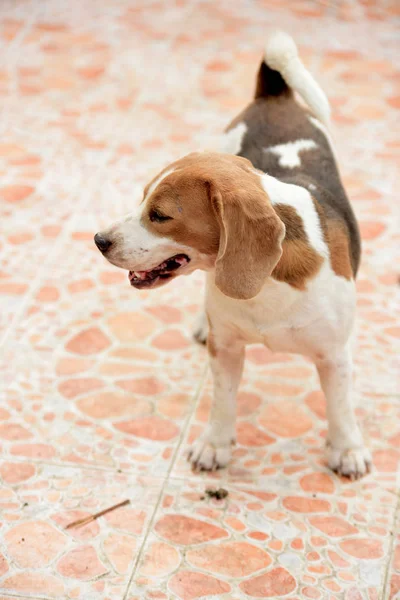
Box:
[264,139,317,168]
[144,167,175,202]
[308,116,336,155]
[259,172,328,258]
[220,122,247,155]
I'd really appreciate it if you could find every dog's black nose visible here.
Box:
[94,233,112,253]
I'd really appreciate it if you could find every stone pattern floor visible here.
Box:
[0,1,399,599]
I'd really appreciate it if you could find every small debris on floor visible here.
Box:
[65,499,130,530]
[205,487,228,500]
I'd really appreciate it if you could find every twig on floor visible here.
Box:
[65,499,130,530]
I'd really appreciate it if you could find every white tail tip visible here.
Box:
[265,31,298,73]
[264,31,331,129]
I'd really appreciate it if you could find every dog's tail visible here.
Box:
[255,31,331,128]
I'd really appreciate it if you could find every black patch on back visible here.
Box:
[255,62,290,98]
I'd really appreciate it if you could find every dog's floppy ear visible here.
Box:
[208,176,285,300]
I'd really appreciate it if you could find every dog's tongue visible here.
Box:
[128,255,190,285]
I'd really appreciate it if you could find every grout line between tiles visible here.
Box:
[382,491,400,600]
[0,454,170,477]
[122,363,208,600]
[0,590,52,600]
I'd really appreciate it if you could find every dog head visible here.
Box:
[95,152,285,300]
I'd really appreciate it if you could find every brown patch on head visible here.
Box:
[143,172,220,256]
[141,152,285,300]
[272,204,324,288]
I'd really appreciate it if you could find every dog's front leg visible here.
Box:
[317,345,372,479]
[188,329,244,471]
[192,310,208,345]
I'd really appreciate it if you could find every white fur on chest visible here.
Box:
[207,265,355,358]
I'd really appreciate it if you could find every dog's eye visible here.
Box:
[149,209,172,223]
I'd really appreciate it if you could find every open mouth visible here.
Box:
[129,254,190,289]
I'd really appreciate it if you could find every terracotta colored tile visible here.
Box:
[155,514,228,545]
[58,377,103,399]
[259,401,313,437]
[187,541,271,576]
[35,286,60,302]
[340,538,384,559]
[0,185,35,202]
[11,443,56,459]
[77,391,151,419]
[115,416,179,441]
[282,496,331,513]
[65,327,111,355]
[237,422,275,446]
[0,462,36,484]
[169,571,230,599]
[224,516,246,531]
[310,516,358,537]
[57,545,107,580]
[152,329,189,350]
[360,221,386,240]
[55,358,95,375]
[300,472,335,493]
[107,312,157,342]
[104,507,147,535]
[240,566,296,597]
[390,574,400,599]
[147,305,182,324]
[0,423,32,441]
[0,282,29,295]
[7,232,34,245]
[140,542,180,577]
[117,376,166,396]
[5,521,68,567]
[305,390,326,419]
[2,572,64,598]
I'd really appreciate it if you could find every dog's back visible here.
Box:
[222,31,361,276]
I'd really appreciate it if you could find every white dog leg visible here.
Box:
[317,346,371,479]
[188,336,244,470]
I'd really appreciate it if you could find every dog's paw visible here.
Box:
[192,312,208,345]
[326,444,372,480]
[187,435,233,471]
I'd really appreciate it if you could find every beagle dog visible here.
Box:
[95,32,371,479]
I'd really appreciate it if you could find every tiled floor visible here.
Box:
[0,1,399,599]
